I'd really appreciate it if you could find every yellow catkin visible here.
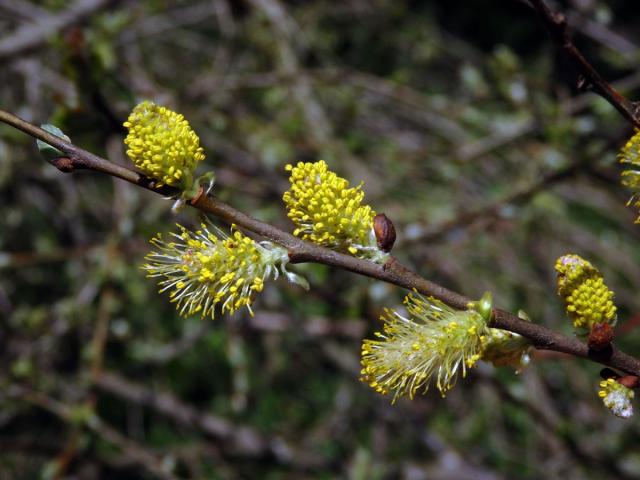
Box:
[283,160,386,262]
[618,129,640,221]
[144,224,292,318]
[554,254,616,331]
[123,101,205,188]
[360,293,489,401]
[598,378,634,418]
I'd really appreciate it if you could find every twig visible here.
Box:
[190,64,640,157]
[140,312,364,365]
[212,0,236,38]
[249,311,366,338]
[248,0,332,146]
[189,67,470,143]
[526,0,640,129]
[8,385,180,480]
[117,2,219,45]
[0,0,51,21]
[486,371,636,480]
[51,430,81,480]
[90,289,114,378]
[459,68,640,161]
[567,9,638,58]
[1,108,640,376]
[93,371,322,467]
[0,0,116,61]
[406,156,584,245]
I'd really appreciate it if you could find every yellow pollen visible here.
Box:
[123,101,205,188]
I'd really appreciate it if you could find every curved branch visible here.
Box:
[2,107,640,376]
[527,0,640,129]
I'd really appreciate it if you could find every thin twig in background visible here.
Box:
[0,0,51,20]
[93,371,324,468]
[189,67,471,143]
[0,0,116,61]
[248,0,332,147]
[7,385,180,480]
[526,0,640,129]
[405,155,586,245]
[139,312,365,365]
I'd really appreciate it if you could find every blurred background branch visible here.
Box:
[527,0,640,127]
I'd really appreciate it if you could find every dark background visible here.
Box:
[2,0,640,478]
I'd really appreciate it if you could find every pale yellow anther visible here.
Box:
[143,224,299,320]
[360,293,489,401]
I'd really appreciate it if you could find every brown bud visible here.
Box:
[588,322,614,352]
[63,27,85,55]
[51,157,75,173]
[618,375,640,389]
[373,213,396,252]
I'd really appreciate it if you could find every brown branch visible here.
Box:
[2,108,640,377]
[93,371,323,467]
[527,0,640,129]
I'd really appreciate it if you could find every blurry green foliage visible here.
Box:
[2,0,640,479]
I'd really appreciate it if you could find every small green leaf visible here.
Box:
[181,171,216,202]
[36,124,70,160]
[468,291,494,322]
[69,403,94,426]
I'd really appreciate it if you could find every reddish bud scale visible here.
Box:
[373,213,396,252]
[588,322,614,351]
[618,376,640,389]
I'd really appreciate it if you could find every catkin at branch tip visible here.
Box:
[124,101,205,188]
[555,254,616,332]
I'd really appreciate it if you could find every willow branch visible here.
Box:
[2,108,640,376]
[527,0,640,129]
